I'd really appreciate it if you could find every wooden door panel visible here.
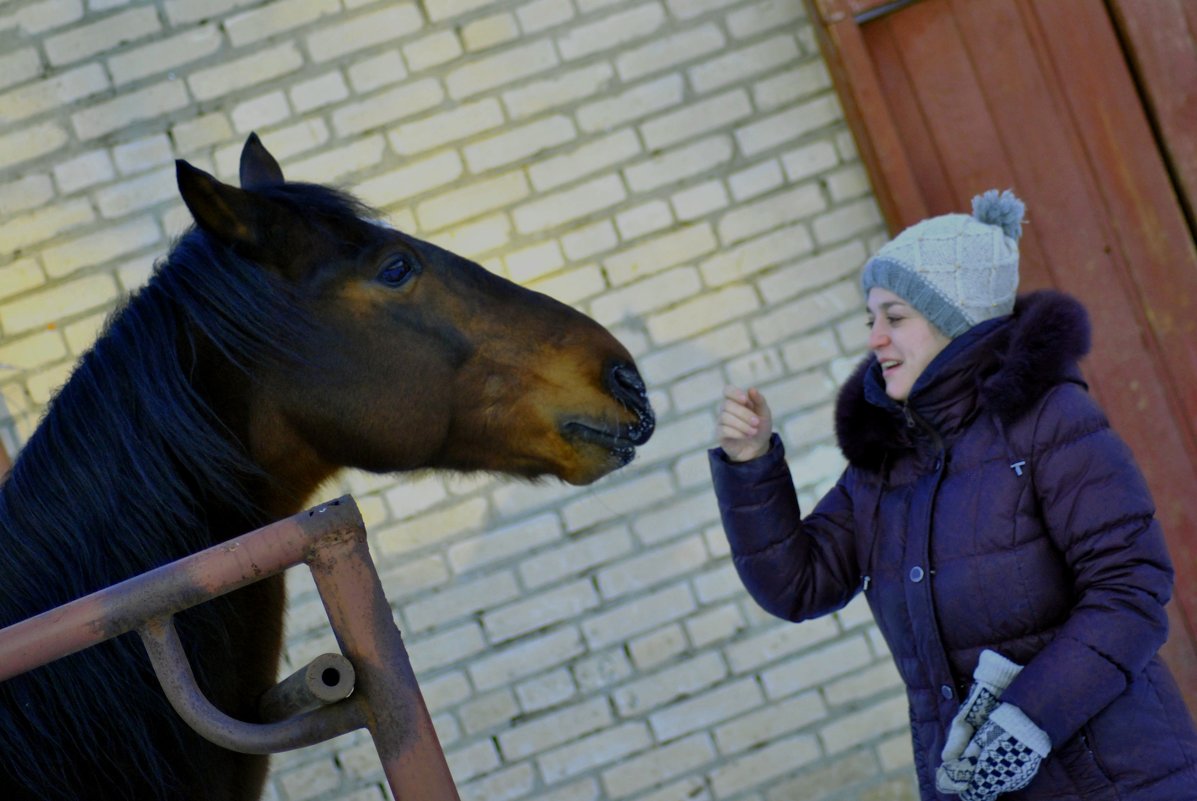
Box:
[866,6,1007,214]
[884,6,1011,200]
[864,19,956,216]
[1109,0,1197,224]
[809,1,929,226]
[1034,2,1197,444]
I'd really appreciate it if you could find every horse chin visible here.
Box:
[557,420,643,485]
[558,448,633,485]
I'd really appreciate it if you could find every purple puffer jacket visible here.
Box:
[710,292,1197,800]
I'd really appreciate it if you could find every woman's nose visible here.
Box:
[868,326,889,350]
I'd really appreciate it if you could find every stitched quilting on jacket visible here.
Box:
[710,291,1197,800]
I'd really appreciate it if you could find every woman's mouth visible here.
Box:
[881,359,902,374]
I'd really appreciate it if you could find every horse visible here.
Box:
[0,133,654,801]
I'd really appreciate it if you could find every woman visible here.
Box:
[709,190,1197,800]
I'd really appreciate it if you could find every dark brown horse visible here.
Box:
[0,134,653,801]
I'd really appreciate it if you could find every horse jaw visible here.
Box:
[244,400,341,518]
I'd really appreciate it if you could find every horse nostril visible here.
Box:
[607,362,655,444]
[608,362,647,405]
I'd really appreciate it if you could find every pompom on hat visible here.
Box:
[861,189,1026,338]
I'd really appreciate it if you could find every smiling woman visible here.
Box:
[711,190,1197,801]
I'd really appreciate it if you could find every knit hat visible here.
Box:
[861,189,1025,338]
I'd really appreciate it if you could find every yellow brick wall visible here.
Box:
[0,2,918,800]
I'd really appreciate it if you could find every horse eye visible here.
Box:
[377,255,415,287]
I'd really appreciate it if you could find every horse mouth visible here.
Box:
[561,417,653,466]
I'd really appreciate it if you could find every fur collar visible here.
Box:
[835,291,1091,469]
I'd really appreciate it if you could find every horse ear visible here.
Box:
[239,132,285,189]
[177,159,261,248]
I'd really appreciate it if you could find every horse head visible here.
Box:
[176,134,654,496]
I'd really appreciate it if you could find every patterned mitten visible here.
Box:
[959,703,1051,801]
[936,650,1023,794]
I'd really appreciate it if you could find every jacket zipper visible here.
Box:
[901,403,945,457]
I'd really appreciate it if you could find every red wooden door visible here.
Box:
[1110,0,1197,225]
[806,0,1197,715]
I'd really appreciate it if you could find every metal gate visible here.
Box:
[0,496,460,801]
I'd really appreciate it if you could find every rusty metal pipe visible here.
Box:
[139,617,364,754]
[308,518,462,800]
[258,652,356,723]
[0,497,362,683]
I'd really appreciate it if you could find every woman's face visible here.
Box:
[866,287,952,402]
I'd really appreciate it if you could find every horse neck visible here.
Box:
[0,339,291,801]
[194,349,336,525]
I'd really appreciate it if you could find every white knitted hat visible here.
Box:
[860,190,1025,338]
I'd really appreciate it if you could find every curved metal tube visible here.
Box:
[139,617,365,755]
[259,652,356,723]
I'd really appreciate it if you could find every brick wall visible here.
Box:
[0,1,918,799]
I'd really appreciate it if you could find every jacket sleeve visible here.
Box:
[708,433,861,622]
[1000,383,1174,747]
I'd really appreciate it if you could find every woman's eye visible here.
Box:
[377,255,415,287]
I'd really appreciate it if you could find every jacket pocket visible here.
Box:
[1047,730,1116,800]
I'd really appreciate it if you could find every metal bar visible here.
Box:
[259,652,356,723]
[139,616,364,754]
[308,519,462,801]
[855,0,922,24]
[0,497,362,682]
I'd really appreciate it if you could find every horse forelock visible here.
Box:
[255,180,385,242]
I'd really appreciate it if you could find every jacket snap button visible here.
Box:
[909,566,925,582]
[941,684,954,700]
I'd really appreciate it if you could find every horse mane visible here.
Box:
[0,181,370,796]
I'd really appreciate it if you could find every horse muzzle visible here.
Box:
[558,361,655,471]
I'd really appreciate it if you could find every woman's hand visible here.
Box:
[717,385,773,462]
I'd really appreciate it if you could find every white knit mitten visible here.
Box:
[936,650,1023,794]
[959,703,1052,801]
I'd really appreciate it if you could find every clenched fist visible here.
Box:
[716,385,773,462]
